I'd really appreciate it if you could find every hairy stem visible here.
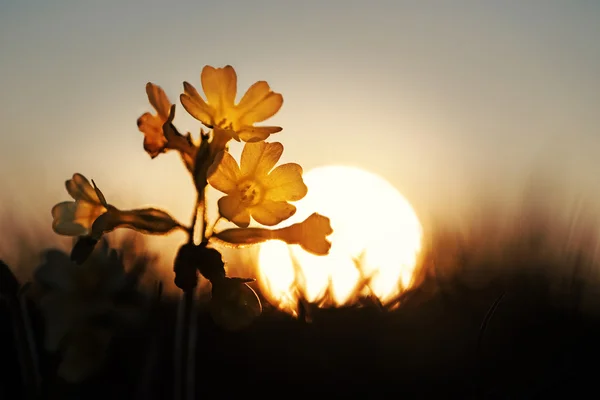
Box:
[175,187,208,400]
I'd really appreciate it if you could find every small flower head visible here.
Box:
[52,174,182,258]
[209,277,262,331]
[52,174,108,237]
[137,83,172,157]
[180,65,283,142]
[207,141,308,228]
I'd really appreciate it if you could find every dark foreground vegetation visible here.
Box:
[3,205,600,399]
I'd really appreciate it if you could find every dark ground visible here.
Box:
[3,269,600,399]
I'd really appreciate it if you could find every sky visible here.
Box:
[1,0,600,272]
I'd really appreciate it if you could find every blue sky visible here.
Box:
[1,0,599,257]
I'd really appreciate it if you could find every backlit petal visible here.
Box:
[250,200,296,226]
[52,201,107,236]
[240,141,283,178]
[276,213,333,256]
[137,113,167,158]
[262,163,308,202]
[207,151,241,194]
[65,174,100,203]
[201,65,237,109]
[237,126,282,142]
[218,195,251,228]
[180,81,214,126]
[236,81,283,124]
[145,82,171,120]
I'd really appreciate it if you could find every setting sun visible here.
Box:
[258,165,423,314]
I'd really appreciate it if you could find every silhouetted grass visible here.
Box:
[3,189,600,398]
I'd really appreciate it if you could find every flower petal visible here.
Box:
[218,195,251,228]
[65,174,100,203]
[137,113,167,157]
[262,163,308,202]
[145,82,171,120]
[52,201,107,236]
[201,65,237,110]
[236,81,283,124]
[207,151,241,194]
[180,81,214,126]
[237,126,282,142]
[276,213,333,255]
[240,141,283,178]
[250,200,296,226]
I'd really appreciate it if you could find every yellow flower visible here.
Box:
[180,65,283,142]
[52,173,182,240]
[137,83,172,158]
[52,173,108,237]
[207,141,307,228]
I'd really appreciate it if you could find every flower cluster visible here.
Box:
[49,65,333,332]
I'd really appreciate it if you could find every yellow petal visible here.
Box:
[137,112,167,158]
[276,213,333,256]
[238,126,282,142]
[240,141,283,178]
[180,81,214,126]
[65,174,100,203]
[145,82,171,120]
[52,201,107,236]
[201,65,237,109]
[262,163,308,202]
[218,195,250,228]
[207,151,241,194]
[236,81,283,124]
[250,200,296,226]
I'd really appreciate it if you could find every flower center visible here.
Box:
[237,180,263,206]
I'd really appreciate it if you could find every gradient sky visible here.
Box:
[1,0,600,266]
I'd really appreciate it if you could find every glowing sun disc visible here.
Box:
[258,165,423,313]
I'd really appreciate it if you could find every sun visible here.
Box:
[257,165,423,314]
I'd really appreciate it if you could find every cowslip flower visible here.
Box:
[52,173,108,238]
[180,65,283,143]
[207,141,307,228]
[52,173,182,240]
[137,83,172,158]
[138,85,197,172]
[213,212,333,256]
